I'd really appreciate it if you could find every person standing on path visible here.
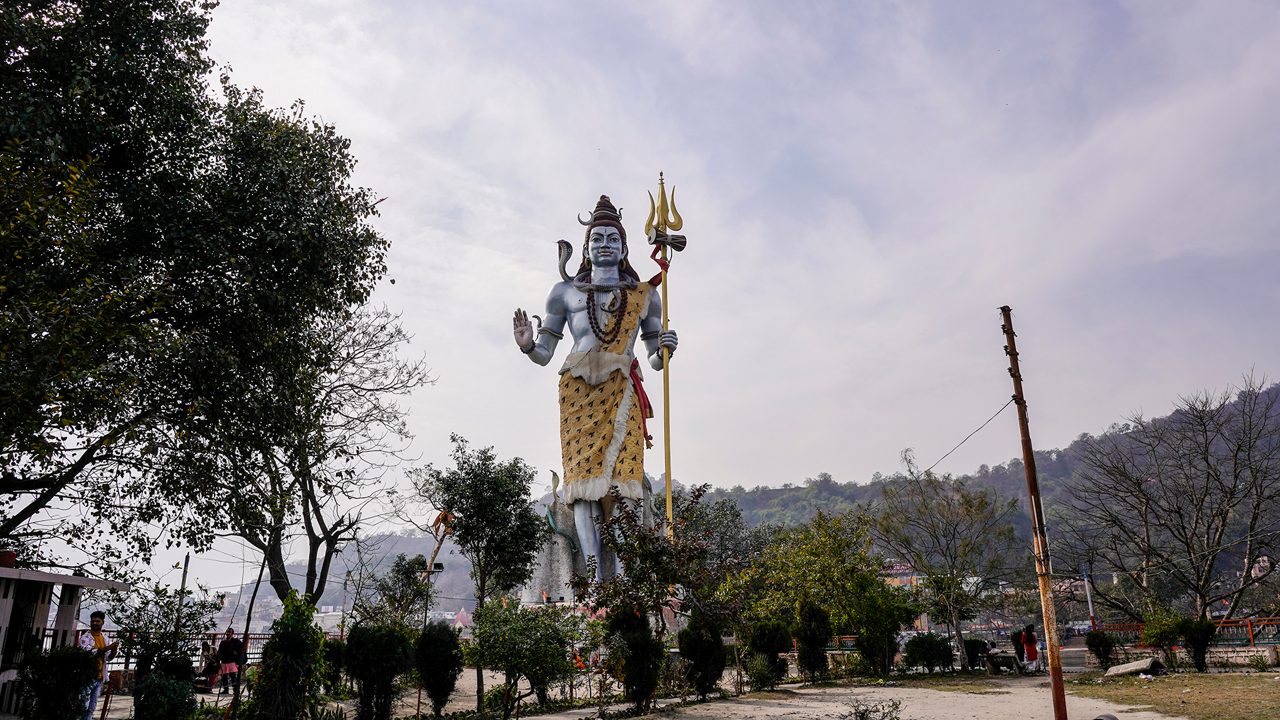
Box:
[217,627,245,694]
[1022,624,1040,673]
[77,610,119,720]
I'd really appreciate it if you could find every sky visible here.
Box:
[153,0,1280,591]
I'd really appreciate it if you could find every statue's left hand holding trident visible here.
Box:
[512,194,677,582]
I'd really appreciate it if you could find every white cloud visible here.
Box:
[198,0,1280,525]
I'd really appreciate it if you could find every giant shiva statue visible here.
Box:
[512,195,677,582]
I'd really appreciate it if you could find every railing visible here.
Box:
[1095,616,1280,647]
[56,630,284,672]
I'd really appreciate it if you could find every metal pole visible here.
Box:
[1083,565,1097,630]
[999,306,1067,720]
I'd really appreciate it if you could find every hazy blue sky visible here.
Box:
[158,0,1280,591]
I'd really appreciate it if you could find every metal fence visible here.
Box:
[51,629,308,672]
[1096,616,1280,646]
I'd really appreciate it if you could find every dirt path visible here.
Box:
[625,677,1179,720]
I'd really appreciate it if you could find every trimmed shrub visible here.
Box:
[677,612,727,699]
[962,638,986,670]
[245,592,325,720]
[416,622,464,718]
[1084,630,1115,670]
[794,601,832,681]
[605,604,663,713]
[746,619,791,689]
[902,633,953,673]
[322,637,346,696]
[1141,607,1182,668]
[134,669,196,720]
[1178,618,1216,673]
[18,645,98,720]
[346,622,414,720]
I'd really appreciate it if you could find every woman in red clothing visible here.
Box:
[1022,624,1039,672]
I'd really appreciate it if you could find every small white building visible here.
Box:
[0,567,130,713]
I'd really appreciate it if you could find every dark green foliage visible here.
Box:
[410,435,544,710]
[1178,618,1217,673]
[321,638,346,696]
[962,638,987,670]
[903,633,954,673]
[1,0,395,579]
[353,554,434,628]
[245,593,325,720]
[606,605,663,712]
[346,622,414,720]
[113,584,222,681]
[746,619,791,688]
[677,613,727,699]
[849,582,918,677]
[794,601,832,681]
[17,645,98,720]
[416,622,464,718]
[1141,607,1183,667]
[1084,630,1115,669]
[745,653,778,692]
[133,670,196,720]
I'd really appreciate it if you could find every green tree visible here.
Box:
[795,600,832,681]
[415,622,464,719]
[111,584,222,679]
[847,577,917,677]
[408,435,544,711]
[351,553,435,629]
[2,1,397,575]
[677,610,727,699]
[873,451,1019,671]
[605,602,664,713]
[244,592,325,720]
[745,619,791,689]
[471,600,575,719]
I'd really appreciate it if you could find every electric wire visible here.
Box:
[925,398,1016,474]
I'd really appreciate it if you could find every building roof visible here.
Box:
[0,567,130,592]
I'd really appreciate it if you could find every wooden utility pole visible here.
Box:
[999,305,1067,720]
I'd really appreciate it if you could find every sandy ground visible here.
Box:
[93,672,1177,720]
[627,678,1179,720]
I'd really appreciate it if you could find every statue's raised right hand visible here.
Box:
[513,308,535,352]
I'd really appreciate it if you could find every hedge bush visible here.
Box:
[902,633,953,674]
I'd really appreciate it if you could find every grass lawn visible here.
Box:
[1067,671,1280,720]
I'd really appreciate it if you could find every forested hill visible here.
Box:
[704,441,1087,528]
[709,380,1280,527]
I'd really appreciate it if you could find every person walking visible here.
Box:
[217,627,245,695]
[77,610,119,720]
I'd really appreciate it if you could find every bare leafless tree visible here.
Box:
[1059,376,1280,621]
[873,450,1021,670]
[206,306,432,605]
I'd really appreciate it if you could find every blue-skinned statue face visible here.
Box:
[587,226,624,268]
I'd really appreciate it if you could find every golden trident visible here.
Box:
[645,173,686,538]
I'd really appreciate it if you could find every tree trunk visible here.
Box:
[952,608,970,672]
